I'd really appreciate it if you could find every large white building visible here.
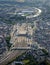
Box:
[10,23,33,47]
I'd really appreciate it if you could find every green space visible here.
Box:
[42,49,48,55]
[5,36,12,50]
